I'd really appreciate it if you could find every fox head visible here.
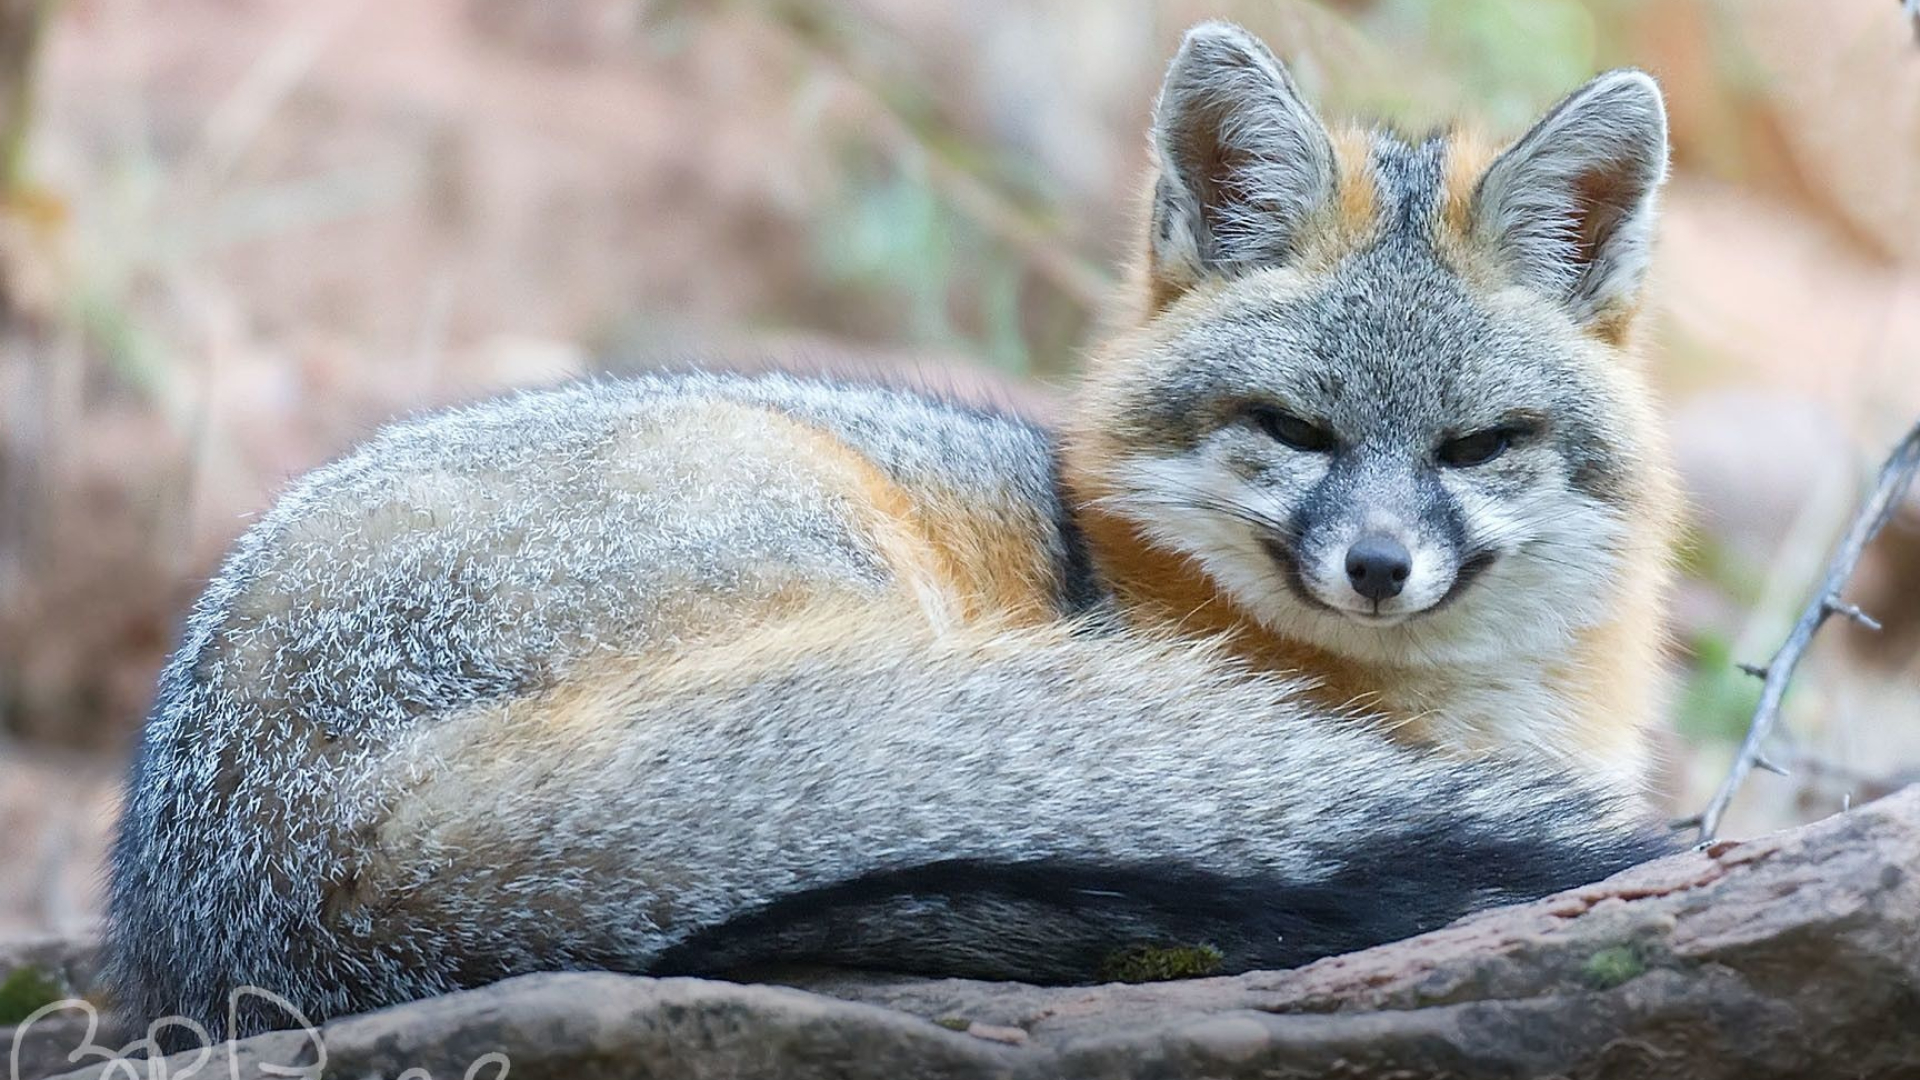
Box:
[1066,22,1677,668]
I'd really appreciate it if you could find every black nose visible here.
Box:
[1344,536,1411,602]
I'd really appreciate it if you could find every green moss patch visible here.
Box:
[0,966,66,1026]
[1098,943,1226,983]
[1582,945,1647,990]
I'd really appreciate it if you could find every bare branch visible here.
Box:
[1824,599,1884,632]
[1693,418,1920,841]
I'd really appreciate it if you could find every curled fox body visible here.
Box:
[108,23,1681,1038]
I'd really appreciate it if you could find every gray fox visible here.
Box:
[106,22,1679,1040]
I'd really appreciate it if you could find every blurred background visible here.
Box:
[0,0,1917,940]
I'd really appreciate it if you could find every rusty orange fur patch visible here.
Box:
[908,487,1062,625]
[1324,125,1382,255]
[1140,258,1187,319]
[1276,124,1384,275]
[1584,295,1644,347]
[769,413,958,616]
[756,408,1062,627]
[600,401,954,633]
[1547,611,1665,783]
[1431,126,1508,289]
[1439,127,1500,243]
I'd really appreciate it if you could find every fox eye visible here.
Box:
[1249,406,1336,453]
[1437,425,1524,468]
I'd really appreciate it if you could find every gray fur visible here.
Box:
[107,371,1664,1040]
[365,626,1661,986]
[107,372,1083,1038]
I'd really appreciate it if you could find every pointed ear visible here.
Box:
[1148,22,1335,297]
[1471,70,1669,329]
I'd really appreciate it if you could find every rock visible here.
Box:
[0,934,100,997]
[1,934,108,1080]
[33,978,1022,1080]
[26,785,1920,1080]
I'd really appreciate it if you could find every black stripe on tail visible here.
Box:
[650,818,1673,982]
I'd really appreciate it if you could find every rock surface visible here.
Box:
[11,785,1920,1080]
[1,934,103,1080]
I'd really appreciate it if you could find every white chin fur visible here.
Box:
[1100,456,1628,668]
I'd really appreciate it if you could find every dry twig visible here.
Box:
[1684,419,1920,841]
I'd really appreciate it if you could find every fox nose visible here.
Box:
[1344,536,1411,602]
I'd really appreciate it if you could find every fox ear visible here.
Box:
[1148,22,1335,297]
[1472,70,1668,329]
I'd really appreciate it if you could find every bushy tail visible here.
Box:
[108,613,1671,1040]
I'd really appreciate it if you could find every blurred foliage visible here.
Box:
[1372,0,1612,124]
[1674,526,1767,614]
[1671,528,1770,746]
[1674,632,1766,745]
[749,0,1104,377]
[814,151,1037,373]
